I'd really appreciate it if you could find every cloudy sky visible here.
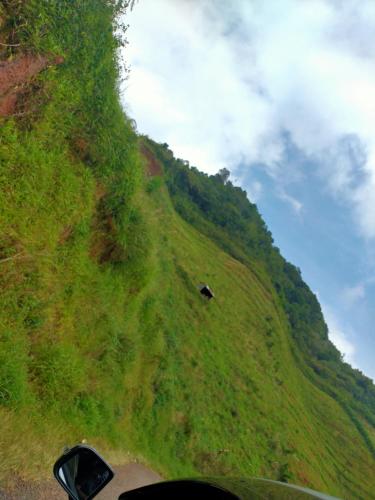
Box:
[121,0,375,381]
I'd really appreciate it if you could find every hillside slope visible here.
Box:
[0,2,374,499]
[131,148,375,498]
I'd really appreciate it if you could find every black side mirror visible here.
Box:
[53,444,114,500]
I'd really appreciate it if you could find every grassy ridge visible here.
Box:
[0,2,374,498]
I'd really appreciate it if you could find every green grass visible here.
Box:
[0,2,374,498]
[120,185,374,498]
[0,0,147,480]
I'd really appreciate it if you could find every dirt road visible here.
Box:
[0,463,162,499]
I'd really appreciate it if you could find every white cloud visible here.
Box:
[122,0,281,174]
[321,303,356,365]
[246,180,263,203]
[342,283,366,305]
[122,0,375,236]
[277,189,303,214]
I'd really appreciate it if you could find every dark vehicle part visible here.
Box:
[53,444,114,500]
[118,477,340,499]
[54,446,340,499]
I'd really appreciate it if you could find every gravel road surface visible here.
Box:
[0,463,162,499]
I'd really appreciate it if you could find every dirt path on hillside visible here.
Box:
[0,463,162,499]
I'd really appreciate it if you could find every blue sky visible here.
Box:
[121,0,375,380]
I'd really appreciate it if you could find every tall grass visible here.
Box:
[0,0,149,480]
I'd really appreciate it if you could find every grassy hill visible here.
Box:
[0,1,374,498]
[120,172,375,498]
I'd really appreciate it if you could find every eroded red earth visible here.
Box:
[141,144,163,176]
[0,53,64,116]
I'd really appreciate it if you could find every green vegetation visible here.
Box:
[148,139,375,431]
[0,0,148,478]
[0,2,374,499]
